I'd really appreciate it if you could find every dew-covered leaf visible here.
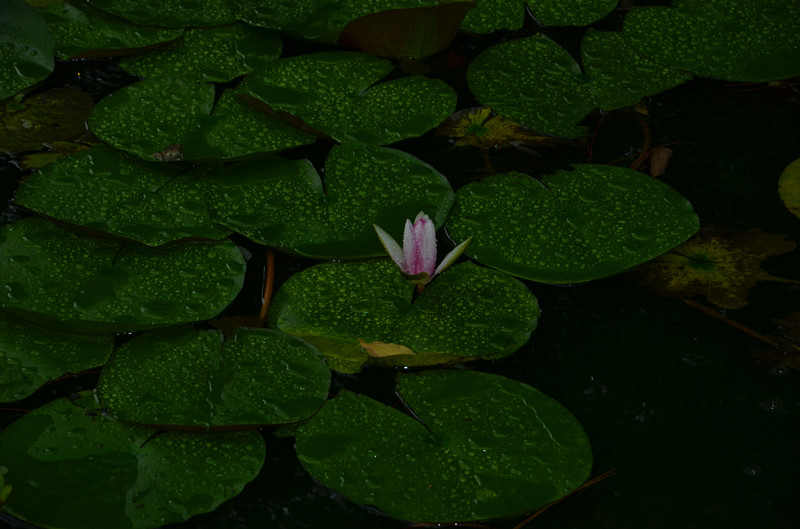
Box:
[208,143,454,258]
[239,51,457,145]
[628,227,798,310]
[623,0,800,82]
[461,0,617,33]
[0,86,94,154]
[296,370,591,522]
[467,33,690,138]
[88,78,315,161]
[15,145,232,246]
[0,311,113,402]
[0,0,54,100]
[268,260,539,373]
[0,216,245,333]
[778,157,800,219]
[118,23,281,83]
[445,165,700,283]
[86,0,237,28]
[97,326,330,430]
[0,392,264,529]
[37,0,182,59]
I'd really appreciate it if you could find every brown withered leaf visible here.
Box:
[629,227,799,309]
[436,107,578,151]
[358,338,415,358]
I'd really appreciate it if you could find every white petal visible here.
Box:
[373,224,404,269]
[434,237,472,277]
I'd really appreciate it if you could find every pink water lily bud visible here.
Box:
[373,211,471,288]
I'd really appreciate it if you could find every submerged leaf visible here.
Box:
[629,227,798,309]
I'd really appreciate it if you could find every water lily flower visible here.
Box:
[373,212,471,288]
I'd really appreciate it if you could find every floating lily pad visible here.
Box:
[38,0,182,58]
[628,227,798,310]
[268,260,539,372]
[0,392,264,529]
[118,23,281,83]
[468,33,690,137]
[0,216,245,333]
[296,370,592,522]
[97,326,330,430]
[207,143,454,258]
[88,78,315,161]
[15,145,232,246]
[239,51,457,144]
[778,157,800,219]
[0,311,113,402]
[0,0,55,100]
[86,0,237,28]
[623,0,800,82]
[0,86,94,154]
[445,165,700,283]
[462,0,617,33]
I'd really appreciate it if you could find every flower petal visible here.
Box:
[373,223,404,269]
[405,212,437,277]
[434,237,472,278]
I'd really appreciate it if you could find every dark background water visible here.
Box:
[2,12,800,529]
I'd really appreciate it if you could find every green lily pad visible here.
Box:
[207,143,454,258]
[37,0,182,59]
[86,0,237,28]
[88,78,315,161]
[296,370,592,522]
[14,145,232,246]
[97,327,330,430]
[234,0,466,42]
[0,216,246,333]
[445,165,700,283]
[0,311,113,402]
[467,33,690,137]
[239,51,457,144]
[0,85,94,154]
[0,392,264,529]
[0,0,55,100]
[462,0,617,32]
[118,23,281,83]
[268,260,539,373]
[623,0,800,82]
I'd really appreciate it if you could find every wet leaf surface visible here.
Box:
[296,370,591,522]
[97,327,330,430]
[0,392,264,529]
[0,0,54,100]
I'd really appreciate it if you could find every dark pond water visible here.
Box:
[2,13,800,529]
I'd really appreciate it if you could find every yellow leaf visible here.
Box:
[778,157,800,219]
[629,227,799,309]
[358,339,415,358]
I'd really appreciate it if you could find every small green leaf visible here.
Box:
[118,23,282,83]
[87,0,237,28]
[88,78,314,161]
[446,165,700,283]
[268,260,539,372]
[0,392,264,529]
[296,370,591,522]
[15,145,232,246]
[779,157,800,219]
[623,0,800,82]
[0,0,54,100]
[0,311,113,402]
[208,143,454,258]
[37,0,182,59]
[0,217,245,333]
[97,327,331,430]
[239,51,457,144]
